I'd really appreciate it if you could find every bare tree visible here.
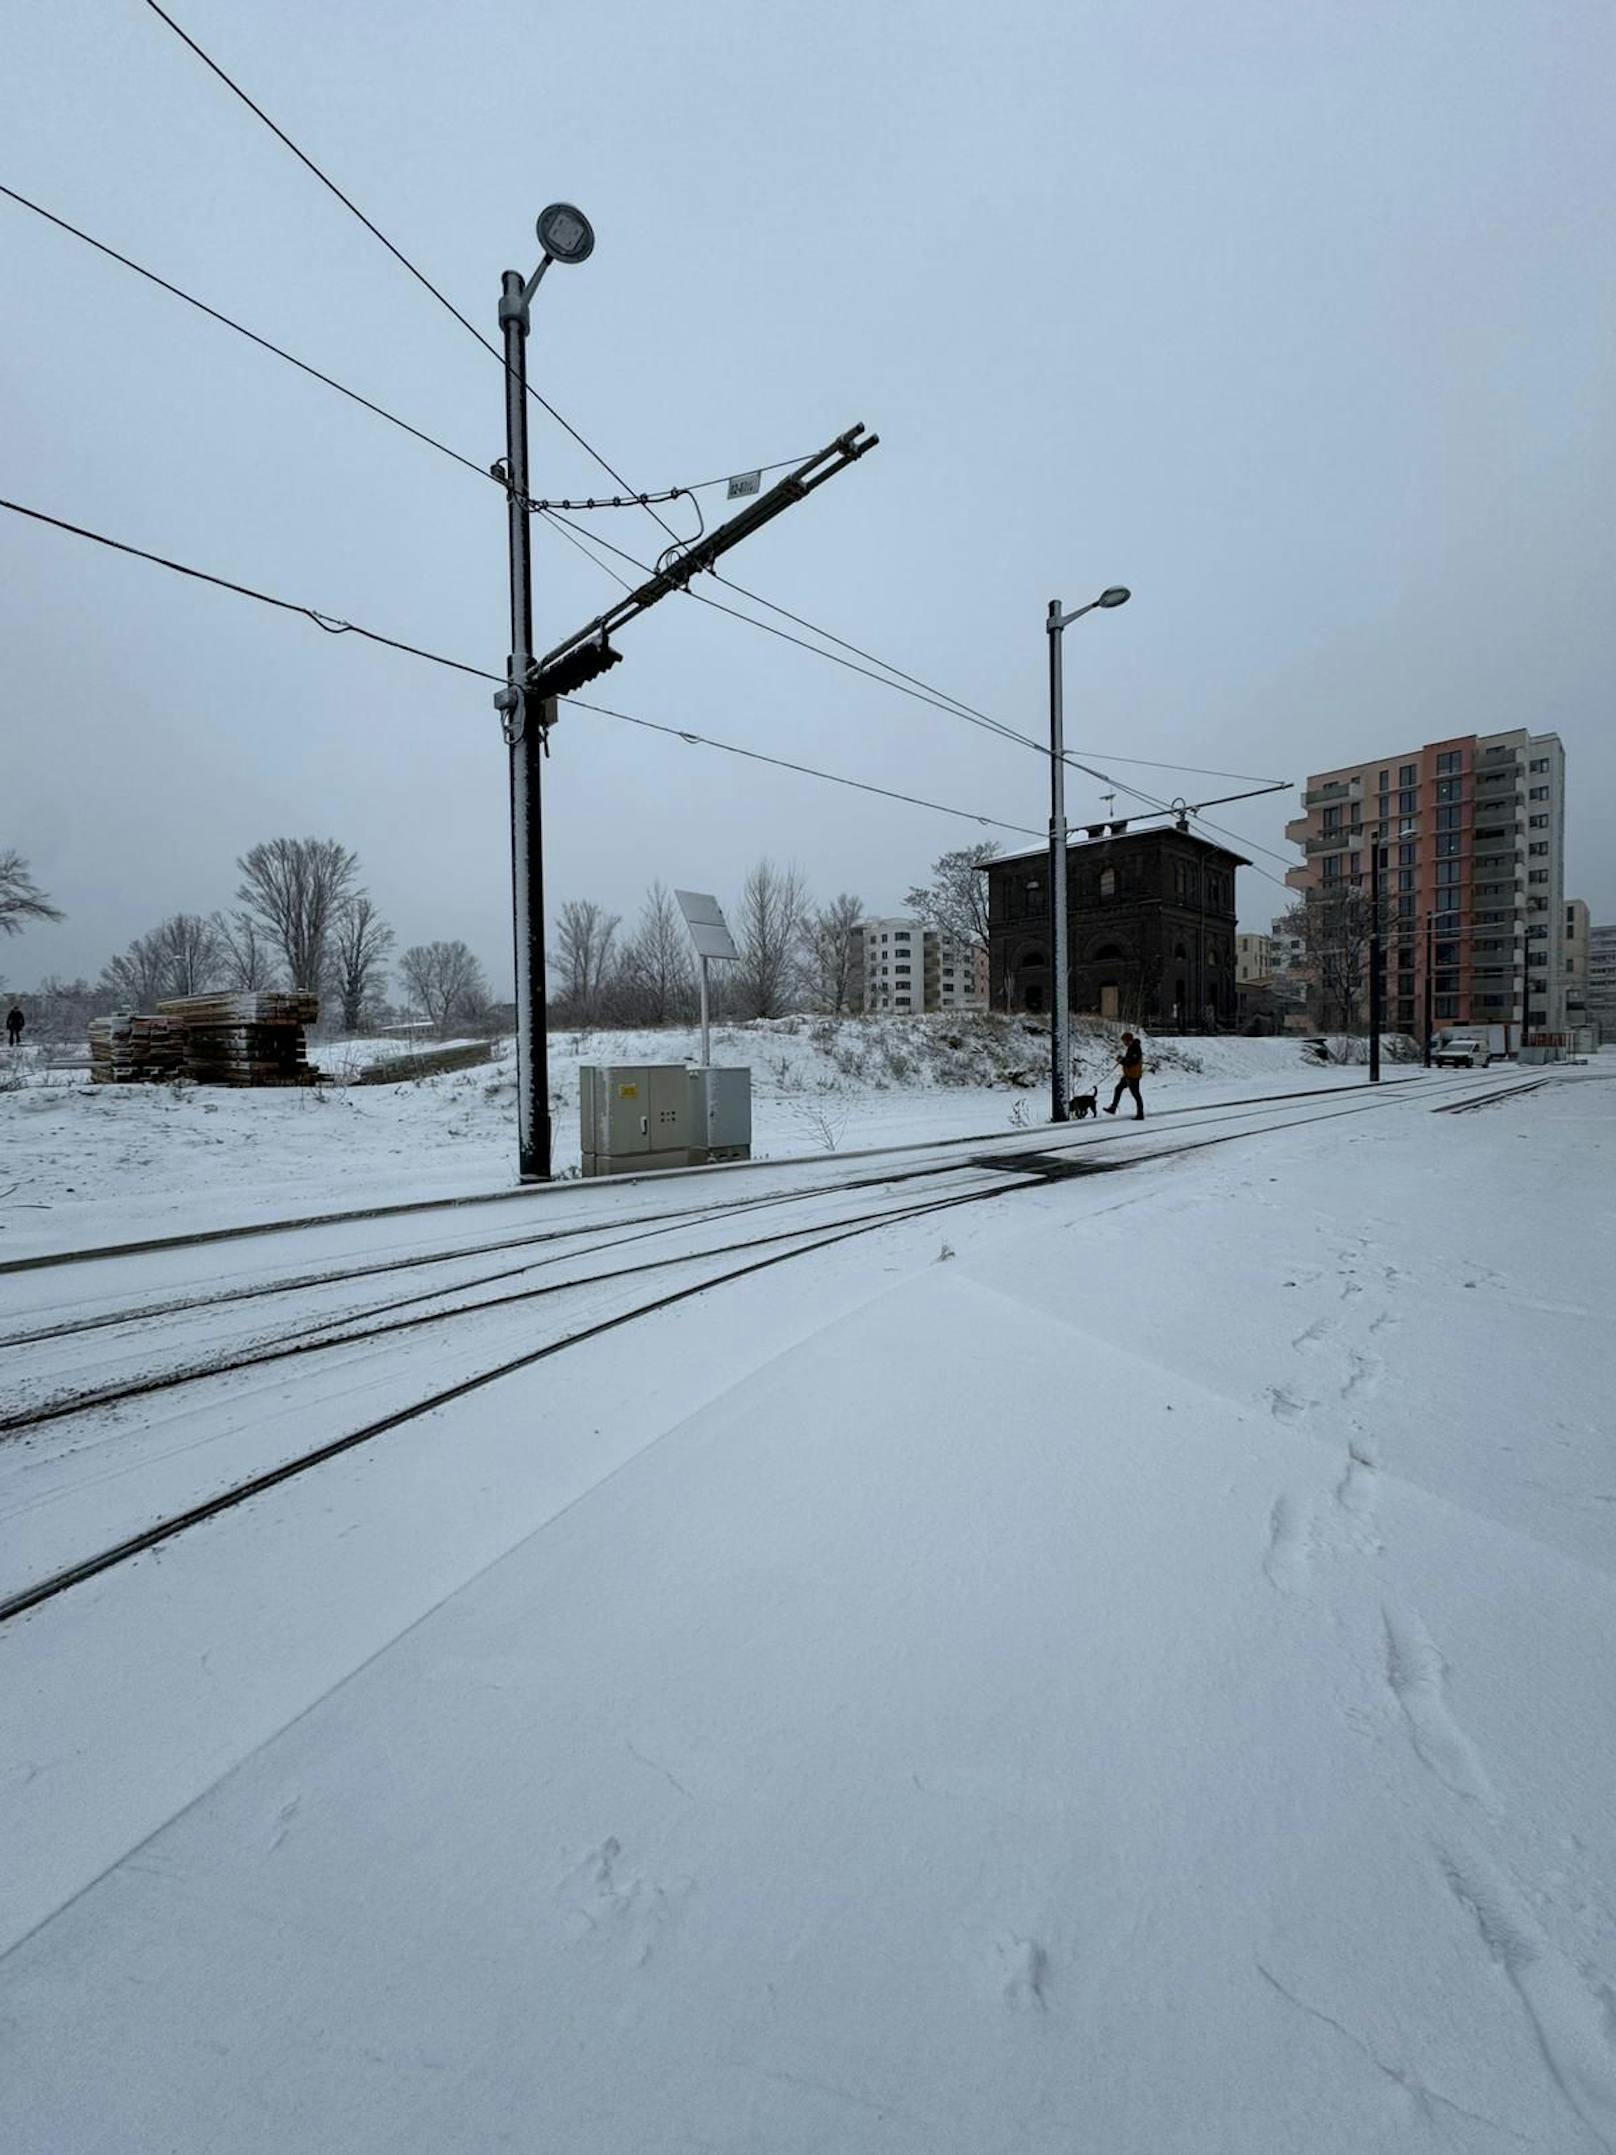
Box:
[615,882,693,1025]
[152,913,223,998]
[236,837,360,993]
[552,899,621,1025]
[211,909,278,991]
[99,929,171,1010]
[0,850,64,937]
[905,842,997,959]
[1286,887,1372,1030]
[399,940,489,1036]
[331,895,394,1032]
[734,860,810,1019]
[801,892,864,1013]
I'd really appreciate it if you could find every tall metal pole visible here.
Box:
[1047,600,1070,1123]
[698,954,711,1069]
[1423,909,1434,1066]
[499,268,551,1182]
[1368,834,1383,1085]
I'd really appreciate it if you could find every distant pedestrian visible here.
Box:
[1104,1030,1145,1120]
[5,1005,23,1049]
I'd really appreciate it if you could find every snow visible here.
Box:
[0,1016,1405,1260]
[3,1058,1614,2151]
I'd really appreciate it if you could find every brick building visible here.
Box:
[985,826,1245,1028]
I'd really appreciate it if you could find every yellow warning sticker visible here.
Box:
[617,1083,639,1098]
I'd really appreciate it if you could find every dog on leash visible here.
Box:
[1068,1088,1098,1120]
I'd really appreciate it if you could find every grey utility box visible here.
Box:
[687,1066,751,1166]
[579,1063,751,1178]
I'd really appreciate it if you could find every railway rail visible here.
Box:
[0,1066,1559,1627]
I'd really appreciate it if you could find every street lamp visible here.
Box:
[1046,585,1131,1124]
[495,203,595,1183]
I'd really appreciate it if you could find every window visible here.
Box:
[1529,869,1549,884]
[1435,861,1461,885]
[1529,814,1549,829]
[1436,996,1459,1020]
[1529,757,1549,773]
[894,931,911,943]
[1378,770,1390,791]
[1437,806,1461,831]
[1528,951,1548,968]
[1397,896,1416,918]
[1399,789,1417,814]
[1400,817,1418,836]
[1529,841,1549,857]
[1322,854,1341,881]
[1529,784,1549,800]
[1098,867,1117,899]
[1397,868,1414,891]
[1437,751,1461,775]
[1399,843,1415,865]
[1399,764,1416,785]
[1349,853,1361,876]
[1436,779,1460,805]
[1528,924,1548,940]
[1435,834,1459,858]
[1435,943,1460,965]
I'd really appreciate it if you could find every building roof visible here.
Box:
[986,826,1251,873]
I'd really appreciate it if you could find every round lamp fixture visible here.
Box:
[1099,586,1131,608]
[536,202,595,265]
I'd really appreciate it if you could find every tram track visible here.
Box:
[0,1066,1556,1628]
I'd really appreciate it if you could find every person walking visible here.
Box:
[5,1005,23,1049]
[1105,1029,1145,1120]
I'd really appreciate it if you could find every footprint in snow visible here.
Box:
[997,1935,1052,2012]
[555,1836,691,1967]
[1263,1495,1312,1595]
[1382,1610,1497,1812]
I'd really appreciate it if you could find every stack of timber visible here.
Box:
[157,991,322,1086]
[88,1014,186,1084]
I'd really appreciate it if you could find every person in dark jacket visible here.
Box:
[5,1005,23,1048]
[1105,1030,1145,1119]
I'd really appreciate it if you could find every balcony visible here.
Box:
[1301,780,1363,809]
[1303,828,1357,855]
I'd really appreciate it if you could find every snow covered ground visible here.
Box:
[0,1015,1410,1259]
[3,1060,1613,2151]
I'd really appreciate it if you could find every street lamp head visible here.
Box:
[1098,586,1131,608]
[536,202,595,265]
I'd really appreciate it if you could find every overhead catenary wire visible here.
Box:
[0,495,1036,837]
[141,0,685,548]
[0,182,801,521]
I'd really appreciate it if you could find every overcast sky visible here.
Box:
[4,0,1612,992]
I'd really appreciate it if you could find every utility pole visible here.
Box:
[1368,834,1383,1085]
[493,204,597,1183]
[1423,909,1434,1067]
[1045,586,1130,1123]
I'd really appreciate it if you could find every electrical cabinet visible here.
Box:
[579,1064,751,1177]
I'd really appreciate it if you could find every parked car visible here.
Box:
[1433,1037,1492,1069]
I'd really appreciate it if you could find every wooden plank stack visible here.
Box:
[158,992,322,1086]
[88,1014,186,1084]
[89,993,321,1085]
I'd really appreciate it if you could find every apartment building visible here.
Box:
[850,918,988,1014]
[1589,923,1616,1041]
[1235,933,1273,983]
[1285,729,1568,1039]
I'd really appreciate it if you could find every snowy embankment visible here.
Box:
[2,1067,1612,2151]
[0,1015,1404,1257]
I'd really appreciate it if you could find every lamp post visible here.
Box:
[493,203,595,1183]
[1046,585,1130,1122]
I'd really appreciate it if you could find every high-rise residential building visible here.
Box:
[1235,933,1272,983]
[850,918,988,1014]
[1285,729,1567,1039]
[1564,899,1590,1031]
[1588,923,1616,1041]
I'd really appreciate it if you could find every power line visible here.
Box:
[565,697,1040,838]
[0,181,492,487]
[2,182,800,526]
[1,494,1033,837]
[141,0,684,547]
[0,496,501,683]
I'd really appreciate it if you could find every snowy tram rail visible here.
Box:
[0,1066,1553,1625]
